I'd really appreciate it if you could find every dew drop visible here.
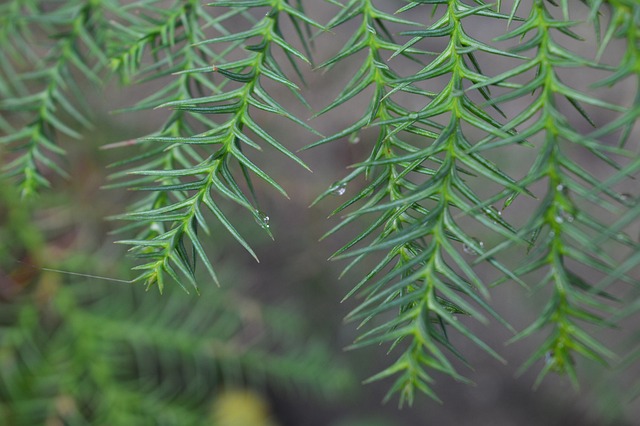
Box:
[255,211,270,229]
[485,205,502,223]
[408,112,418,120]
[463,237,484,255]
[555,208,574,224]
[330,182,347,196]
[620,193,635,205]
[545,350,575,370]
[348,132,360,144]
[556,184,571,198]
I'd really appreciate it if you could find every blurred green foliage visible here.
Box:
[0,180,354,425]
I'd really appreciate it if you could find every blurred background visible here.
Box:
[1,0,639,425]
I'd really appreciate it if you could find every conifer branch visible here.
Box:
[470,0,639,385]
[109,0,322,291]
[0,0,119,197]
[313,0,526,405]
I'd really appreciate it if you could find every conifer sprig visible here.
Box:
[0,0,119,197]
[106,0,245,292]
[590,0,640,389]
[109,0,322,292]
[313,0,527,405]
[469,0,639,385]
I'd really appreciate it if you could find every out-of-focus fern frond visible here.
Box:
[0,279,353,426]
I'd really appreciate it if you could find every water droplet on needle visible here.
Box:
[330,182,347,196]
[255,211,270,229]
[463,238,483,255]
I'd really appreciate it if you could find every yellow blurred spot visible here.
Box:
[211,389,278,426]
